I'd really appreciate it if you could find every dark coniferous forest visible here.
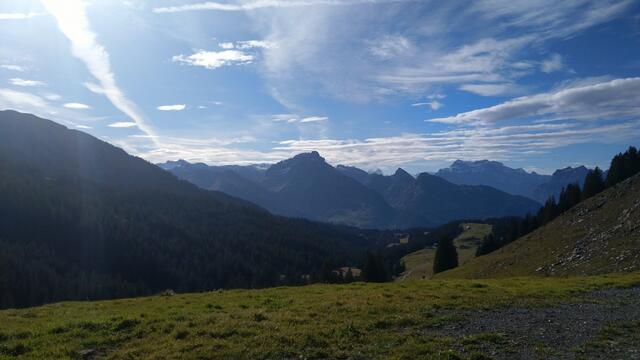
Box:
[0,110,371,308]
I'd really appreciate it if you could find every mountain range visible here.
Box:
[161,154,542,229]
[435,160,590,203]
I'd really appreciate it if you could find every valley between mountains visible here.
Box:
[1,110,639,359]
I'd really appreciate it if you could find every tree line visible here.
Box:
[476,146,640,256]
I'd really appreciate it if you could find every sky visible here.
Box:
[1,0,640,174]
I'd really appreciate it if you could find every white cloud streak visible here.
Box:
[42,93,62,101]
[430,77,640,125]
[0,12,43,20]
[153,0,410,13]
[0,88,49,110]
[300,116,329,123]
[172,50,254,69]
[124,118,640,171]
[9,78,46,87]
[157,104,186,111]
[459,83,516,96]
[63,102,91,109]
[272,120,640,169]
[40,0,158,144]
[109,121,138,128]
[235,40,277,49]
[412,101,443,110]
[270,114,329,123]
[1,65,26,72]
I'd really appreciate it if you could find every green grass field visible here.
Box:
[2,272,638,359]
[397,223,492,281]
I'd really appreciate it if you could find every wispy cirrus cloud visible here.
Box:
[109,121,138,128]
[9,78,46,87]
[459,83,520,97]
[1,65,26,72]
[153,0,411,13]
[271,114,329,124]
[300,116,329,123]
[219,40,277,50]
[0,12,43,20]
[41,0,158,144]
[42,93,62,101]
[412,101,443,110]
[125,117,640,172]
[0,88,49,110]
[429,77,640,125]
[272,120,640,170]
[224,0,633,107]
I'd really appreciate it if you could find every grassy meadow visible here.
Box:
[1,272,639,359]
[397,223,492,281]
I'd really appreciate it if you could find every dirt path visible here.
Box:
[426,287,640,359]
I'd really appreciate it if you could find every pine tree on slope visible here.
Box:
[433,237,459,274]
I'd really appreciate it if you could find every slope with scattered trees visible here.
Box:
[439,158,640,279]
[473,147,640,257]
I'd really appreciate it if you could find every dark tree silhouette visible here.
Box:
[582,167,605,200]
[558,183,582,212]
[476,233,501,256]
[433,237,458,274]
[606,146,640,187]
[361,252,388,282]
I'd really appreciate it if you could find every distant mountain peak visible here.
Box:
[156,159,189,170]
[553,166,588,176]
[450,159,505,169]
[393,168,413,179]
[291,151,325,162]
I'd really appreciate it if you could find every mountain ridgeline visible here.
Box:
[0,110,372,308]
[162,156,541,229]
[435,160,590,203]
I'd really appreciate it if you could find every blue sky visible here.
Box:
[1,0,639,174]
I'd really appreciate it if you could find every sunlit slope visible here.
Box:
[1,274,639,359]
[397,223,492,281]
[439,173,640,279]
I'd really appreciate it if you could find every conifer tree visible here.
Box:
[582,167,605,200]
[433,237,458,274]
[558,183,582,212]
[536,197,559,225]
[476,233,502,256]
[606,152,626,187]
[362,252,388,282]
[606,146,640,187]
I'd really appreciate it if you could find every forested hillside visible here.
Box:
[0,111,369,309]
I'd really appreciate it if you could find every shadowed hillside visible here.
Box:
[0,110,370,308]
[439,173,640,279]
